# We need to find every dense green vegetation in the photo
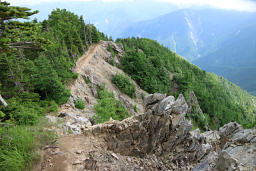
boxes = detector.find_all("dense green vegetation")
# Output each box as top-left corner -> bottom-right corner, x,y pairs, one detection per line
0,6 -> 107,124
119,9 -> 256,96
0,120 -> 55,171
0,2 -> 108,170
75,99 -> 85,110
112,74 -> 136,98
118,43 -> 171,94
117,38 -> 256,129
0,2 -> 255,170
194,23 -> 256,96
93,85 -> 131,124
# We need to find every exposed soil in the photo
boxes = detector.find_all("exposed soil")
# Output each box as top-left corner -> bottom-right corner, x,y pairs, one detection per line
34,41 -> 149,171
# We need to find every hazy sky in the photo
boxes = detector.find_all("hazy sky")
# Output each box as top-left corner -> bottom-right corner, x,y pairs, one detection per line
7,0 -> 256,12
6,0 -> 256,37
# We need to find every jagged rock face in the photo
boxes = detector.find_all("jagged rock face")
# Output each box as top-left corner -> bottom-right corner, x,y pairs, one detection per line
100,40 -> 124,63
85,93 -> 211,169
41,92 -> 255,171
85,93 -> 256,170
194,122 -> 256,171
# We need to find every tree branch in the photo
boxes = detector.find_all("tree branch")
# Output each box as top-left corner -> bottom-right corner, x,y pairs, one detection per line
0,94 -> 7,107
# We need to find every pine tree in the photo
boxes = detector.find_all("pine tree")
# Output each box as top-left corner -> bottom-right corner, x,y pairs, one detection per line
33,55 -> 70,104
0,1 -> 40,52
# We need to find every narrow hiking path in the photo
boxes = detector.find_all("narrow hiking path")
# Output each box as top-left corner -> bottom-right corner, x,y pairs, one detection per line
74,43 -> 99,74
34,41 -> 148,171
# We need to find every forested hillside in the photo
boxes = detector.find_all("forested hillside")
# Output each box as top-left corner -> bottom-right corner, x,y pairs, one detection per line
0,2 -> 107,170
118,9 -> 256,61
194,23 -> 256,96
118,9 -> 256,96
0,2 -> 256,170
116,38 -> 256,130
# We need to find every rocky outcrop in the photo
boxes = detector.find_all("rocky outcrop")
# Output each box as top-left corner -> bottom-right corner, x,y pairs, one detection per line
101,41 -> 124,58
84,93 -> 256,170
41,92 -> 255,171
53,41 -> 146,134
187,91 -> 203,115
187,91 -> 209,130
85,93 -> 211,170
194,122 -> 256,171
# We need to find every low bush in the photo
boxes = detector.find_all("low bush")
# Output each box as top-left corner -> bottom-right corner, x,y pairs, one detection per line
75,99 -> 85,109
108,58 -> 115,66
49,100 -> 58,113
93,85 -> 131,124
107,46 -> 118,57
72,73 -> 79,79
2,96 -> 47,126
112,74 -> 136,98
133,105 -> 138,113
84,77 -> 91,84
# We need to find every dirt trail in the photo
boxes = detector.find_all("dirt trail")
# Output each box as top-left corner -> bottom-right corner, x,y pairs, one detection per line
35,41 -> 148,171
74,44 -> 99,74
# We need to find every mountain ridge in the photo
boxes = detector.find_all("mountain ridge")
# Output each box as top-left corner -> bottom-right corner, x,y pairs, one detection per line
34,40 -> 256,170
1,4 -> 255,170
118,9 -> 256,61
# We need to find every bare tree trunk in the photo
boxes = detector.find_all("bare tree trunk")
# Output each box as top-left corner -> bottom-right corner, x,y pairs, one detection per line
0,94 -> 7,107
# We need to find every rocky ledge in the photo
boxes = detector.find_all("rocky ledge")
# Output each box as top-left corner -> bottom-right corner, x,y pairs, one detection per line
84,93 -> 256,170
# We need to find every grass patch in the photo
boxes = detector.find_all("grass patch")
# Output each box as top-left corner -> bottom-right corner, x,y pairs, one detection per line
84,77 -> 91,84
108,58 -> 115,66
112,73 -> 136,98
0,119 -> 56,171
93,85 -> 131,124
75,99 -> 85,110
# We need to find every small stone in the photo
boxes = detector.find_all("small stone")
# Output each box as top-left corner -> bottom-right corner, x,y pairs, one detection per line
111,152 -> 119,160
76,150 -> 83,154
73,160 -> 81,165
127,157 -> 132,162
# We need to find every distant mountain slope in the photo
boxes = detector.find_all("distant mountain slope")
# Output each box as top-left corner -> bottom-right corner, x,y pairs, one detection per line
119,9 -> 256,61
116,38 -> 256,129
194,23 -> 256,96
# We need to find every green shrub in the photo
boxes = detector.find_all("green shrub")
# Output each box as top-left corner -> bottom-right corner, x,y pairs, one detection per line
112,74 -> 136,98
72,73 -> 79,79
3,97 -> 46,126
107,46 -> 118,57
0,111 -> 5,121
187,112 -> 207,131
49,100 -> 58,113
108,58 -> 115,66
84,77 -> 91,84
75,99 -> 85,109
134,105 -> 138,113
93,85 -> 131,124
